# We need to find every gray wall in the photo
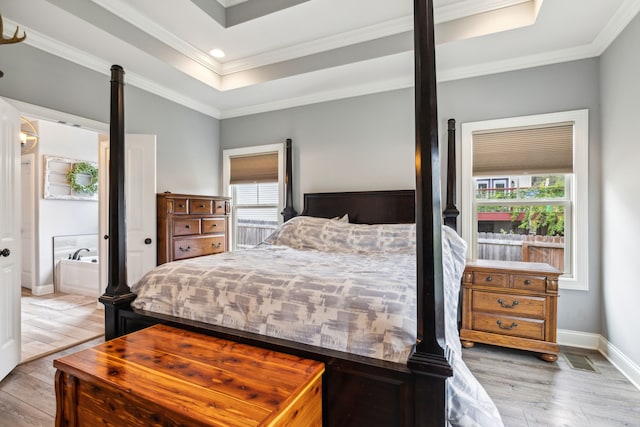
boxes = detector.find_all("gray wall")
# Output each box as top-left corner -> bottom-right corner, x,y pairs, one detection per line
600,13 -> 640,366
221,89 -> 417,208
438,59 -> 602,335
0,43 -> 220,194
221,58 -> 603,336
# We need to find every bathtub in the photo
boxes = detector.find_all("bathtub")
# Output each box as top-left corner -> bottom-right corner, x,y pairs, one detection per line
56,257 -> 100,297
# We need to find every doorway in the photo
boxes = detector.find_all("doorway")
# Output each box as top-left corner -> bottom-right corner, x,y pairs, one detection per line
7,98 -> 158,363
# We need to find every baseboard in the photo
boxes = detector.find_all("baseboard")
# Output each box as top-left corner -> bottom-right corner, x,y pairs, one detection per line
598,336 -> 640,391
557,329 -> 601,349
558,329 -> 640,391
31,283 -> 54,296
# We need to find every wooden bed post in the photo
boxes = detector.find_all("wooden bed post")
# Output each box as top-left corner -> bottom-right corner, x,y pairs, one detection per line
99,65 -> 136,340
443,118 -> 459,231
409,0 -> 453,425
281,138 -> 297,222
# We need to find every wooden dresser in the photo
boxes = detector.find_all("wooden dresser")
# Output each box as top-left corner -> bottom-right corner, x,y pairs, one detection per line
460,259 -> 561,362
157,193 -> 231,265
54,324 -> 324,427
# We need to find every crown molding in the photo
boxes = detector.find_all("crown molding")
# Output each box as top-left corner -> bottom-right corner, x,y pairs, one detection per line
7,19 -> 221,119
7,1 -> 639,120
591,0 -> 640,55
90,0 -> 223,75
437,43 -> 599,82
221,16 -> 412,74
220,75 -> 413,119
434,0 -> 532,24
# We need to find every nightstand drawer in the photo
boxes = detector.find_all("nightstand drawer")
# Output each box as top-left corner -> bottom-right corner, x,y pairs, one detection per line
202,218 -> 226,234
472,271 -> 508,288
512,274 -> 547,292
472,291 -> 546,318
173,219 -> 200,236
473,312 -> 544,341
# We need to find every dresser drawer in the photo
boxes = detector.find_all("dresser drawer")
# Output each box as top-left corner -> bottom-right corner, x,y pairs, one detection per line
190,199 -> 213,215
202,218 -> 226,234
472,271 -> 508,288
512,274 -> 547,292
472,291 -> 546,318
173,198 -> 188,214
173,219 -> 200,236
174,236 -> 225,260
213,200 -> 227,215
473,312 -> 545,341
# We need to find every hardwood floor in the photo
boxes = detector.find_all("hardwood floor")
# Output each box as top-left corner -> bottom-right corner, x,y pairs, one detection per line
0,337 -> 103,427
21,289 -> 104,362
462,343 -> 640,426
2,333 -> 639,426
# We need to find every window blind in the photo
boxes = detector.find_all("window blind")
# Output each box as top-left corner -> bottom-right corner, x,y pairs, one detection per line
473,123 -> 573,176
229,153 -> 278,184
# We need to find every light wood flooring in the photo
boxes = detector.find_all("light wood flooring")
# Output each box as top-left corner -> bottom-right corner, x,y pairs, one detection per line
462,343 -> 640,426
20,289 -> 104,362
2,333 -> 639,426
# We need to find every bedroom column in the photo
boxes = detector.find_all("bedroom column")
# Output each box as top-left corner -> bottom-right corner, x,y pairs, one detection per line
409,0 -> 452,425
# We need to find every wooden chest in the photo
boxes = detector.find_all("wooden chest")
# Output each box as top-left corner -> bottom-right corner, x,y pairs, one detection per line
157,193 -> 231,265
459,260 -> 561,362
54,325 -> 324,427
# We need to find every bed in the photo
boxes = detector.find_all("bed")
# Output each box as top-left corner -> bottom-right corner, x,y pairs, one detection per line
99,1 -> 502,426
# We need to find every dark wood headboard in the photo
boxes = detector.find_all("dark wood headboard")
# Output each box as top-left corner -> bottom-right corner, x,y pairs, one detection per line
301,190 -> 415,224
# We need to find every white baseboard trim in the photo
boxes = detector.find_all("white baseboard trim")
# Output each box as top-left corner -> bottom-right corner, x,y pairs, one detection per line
31,283 -> 54,296
557,329 -> 601,349
558,329 -> 640,391
598,336 -> 640,391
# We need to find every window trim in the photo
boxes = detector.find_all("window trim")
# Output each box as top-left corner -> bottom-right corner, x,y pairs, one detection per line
461,109 -> 589,291
222,143 -> 284,251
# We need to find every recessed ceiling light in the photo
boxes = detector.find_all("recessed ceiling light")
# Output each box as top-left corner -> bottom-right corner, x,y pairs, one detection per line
209,49 -> 225,58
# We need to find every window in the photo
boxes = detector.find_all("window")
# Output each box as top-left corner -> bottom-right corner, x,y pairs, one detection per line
232,182 -> 279,249
222,144 -> 284,251
461,110 -> 589,290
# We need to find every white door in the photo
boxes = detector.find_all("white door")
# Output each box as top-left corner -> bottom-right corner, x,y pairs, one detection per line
20,154 -> 36,290
0,99 -> 21,381
99,135 -> 157,295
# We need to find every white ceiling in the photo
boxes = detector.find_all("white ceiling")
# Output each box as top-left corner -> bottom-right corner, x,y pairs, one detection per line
2,0 -> 639,119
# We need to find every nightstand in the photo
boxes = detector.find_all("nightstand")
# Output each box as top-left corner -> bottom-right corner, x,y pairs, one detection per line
460,259 -> 561,362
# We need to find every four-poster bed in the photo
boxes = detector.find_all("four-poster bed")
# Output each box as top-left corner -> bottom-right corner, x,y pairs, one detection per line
92,1 -> 501,426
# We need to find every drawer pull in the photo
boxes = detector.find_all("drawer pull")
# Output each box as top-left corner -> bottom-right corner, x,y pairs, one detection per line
200,204 -> 205,208
496,320 -> 518,330
212,242 -> 222,248
179,204 -> 184,208
497,298 -> 519,309
179,246 -> 191,252
524,279 -> 531,285
185,224 -> 191,229
486,276 -> 493,282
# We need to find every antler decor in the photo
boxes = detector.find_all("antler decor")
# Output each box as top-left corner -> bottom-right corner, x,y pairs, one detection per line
0,14 -> 26,44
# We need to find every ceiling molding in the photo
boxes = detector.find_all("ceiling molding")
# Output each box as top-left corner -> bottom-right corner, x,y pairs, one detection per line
91,0 -> 222,75
591,0 -> 640,55
6,1 -> 639,121
434,0 -> 533,24
437,43 -> 599,82
7,19 -> 221,119
221,16 -> 412,74
220,75 -> 413,119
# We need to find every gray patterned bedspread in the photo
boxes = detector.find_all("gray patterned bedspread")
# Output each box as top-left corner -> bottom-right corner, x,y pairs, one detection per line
132,216 -> 423,362
131,216 -> 503,426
